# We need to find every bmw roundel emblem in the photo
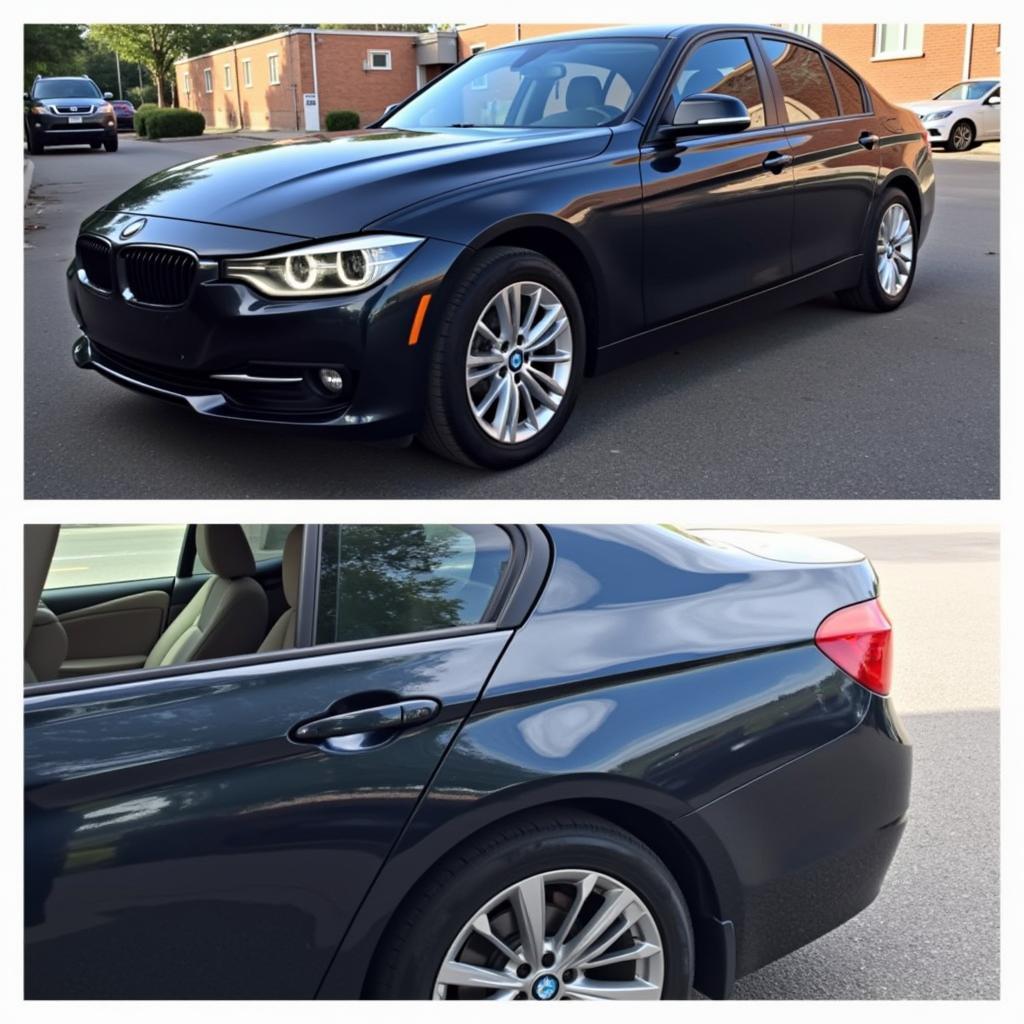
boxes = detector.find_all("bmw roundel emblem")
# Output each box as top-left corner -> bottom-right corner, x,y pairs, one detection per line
120,218 -> 146,240
509,350 -> 524,371
532,974 -> 559,1000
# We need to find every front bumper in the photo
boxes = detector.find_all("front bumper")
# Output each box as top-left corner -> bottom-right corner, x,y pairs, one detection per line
67,212 -> 466,438
29,111 -> 116,145
923,120 -> 953,143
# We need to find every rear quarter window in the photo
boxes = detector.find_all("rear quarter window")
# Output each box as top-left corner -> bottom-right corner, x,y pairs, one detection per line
826,58 -> 866,115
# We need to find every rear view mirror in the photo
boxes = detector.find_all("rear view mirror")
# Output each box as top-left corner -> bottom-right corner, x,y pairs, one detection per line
658,93 -> 751,143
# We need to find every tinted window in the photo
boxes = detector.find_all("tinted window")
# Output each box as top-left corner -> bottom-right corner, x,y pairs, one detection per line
760,38 -> 840,122
33,78 -> 102,99
45,524 -> 186,589
935,80 -> 998,101
826,58 -> 866,115
385,38 -> 666,129
668,37 -> 767,128
316,525 -> 512,644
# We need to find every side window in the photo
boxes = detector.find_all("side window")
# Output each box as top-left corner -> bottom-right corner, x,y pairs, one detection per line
826,58 -> 866,115
668,38 -> 767,129
44,524 -> 187,590
760,38 -> 840,122
315,525 -> 512,645
196,524 -> 294,573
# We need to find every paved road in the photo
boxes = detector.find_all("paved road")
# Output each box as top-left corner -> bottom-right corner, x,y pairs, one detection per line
24,137 -> 999,499
733,525 -> 999,999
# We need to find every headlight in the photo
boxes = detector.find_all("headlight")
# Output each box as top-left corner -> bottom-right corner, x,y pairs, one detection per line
30,104 -> 47,115
222,234 -> 424,298
922,109 -> 954,122
101,102 -> 114,114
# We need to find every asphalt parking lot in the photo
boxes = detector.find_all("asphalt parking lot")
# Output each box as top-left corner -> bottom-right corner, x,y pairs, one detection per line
24,136 -> 999,499
732,524 -> 999,999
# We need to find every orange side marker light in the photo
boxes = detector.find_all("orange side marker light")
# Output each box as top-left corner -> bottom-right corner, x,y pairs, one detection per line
408,293 -> 432,346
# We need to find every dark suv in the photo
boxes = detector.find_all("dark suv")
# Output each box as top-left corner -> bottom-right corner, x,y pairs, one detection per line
24,75 -> 118,154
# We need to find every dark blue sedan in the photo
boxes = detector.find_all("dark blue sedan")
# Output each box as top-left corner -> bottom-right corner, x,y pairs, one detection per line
24,523 -> 910,999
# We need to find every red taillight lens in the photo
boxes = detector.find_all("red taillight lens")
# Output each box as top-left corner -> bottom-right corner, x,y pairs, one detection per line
814,598 -> 893,695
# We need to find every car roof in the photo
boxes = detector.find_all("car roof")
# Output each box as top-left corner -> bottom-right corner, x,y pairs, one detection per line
501,23 -> 799,43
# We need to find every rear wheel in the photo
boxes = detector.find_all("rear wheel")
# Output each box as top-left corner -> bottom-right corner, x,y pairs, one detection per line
945,119 -> 975,152
369,810 -> 694,1000
837,187 -> 918,312
418,246 -> 584,469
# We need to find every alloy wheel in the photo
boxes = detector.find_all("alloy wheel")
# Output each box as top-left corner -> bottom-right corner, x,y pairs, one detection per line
465,281 -> 573,445
951,122 -> 974,151
875,203 -> 915,297
433,869 -> 665,1000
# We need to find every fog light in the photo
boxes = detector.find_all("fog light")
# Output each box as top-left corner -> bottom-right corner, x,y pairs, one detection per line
319,367 -> 345,393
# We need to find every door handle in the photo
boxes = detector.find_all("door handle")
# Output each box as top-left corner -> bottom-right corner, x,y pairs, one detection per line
858,132 -> 880,150
762,151 -> 794,174
293,699 -> 440,743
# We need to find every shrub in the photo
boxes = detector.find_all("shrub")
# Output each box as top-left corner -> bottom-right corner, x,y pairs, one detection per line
133,103 -> 159,136
145,107 -> 206,140
325,109 -> 360,131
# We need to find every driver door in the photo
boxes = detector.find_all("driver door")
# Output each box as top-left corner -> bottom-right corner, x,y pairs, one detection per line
640,33 -> 794,326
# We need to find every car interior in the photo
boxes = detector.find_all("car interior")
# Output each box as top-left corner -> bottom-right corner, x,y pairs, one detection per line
24,524 -> 302,683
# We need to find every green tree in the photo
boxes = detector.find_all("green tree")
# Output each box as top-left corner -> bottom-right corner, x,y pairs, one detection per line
23,24 -> 87,90
88,25 -> 196,106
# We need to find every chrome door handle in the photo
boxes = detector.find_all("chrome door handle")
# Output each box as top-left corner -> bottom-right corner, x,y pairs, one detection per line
858,132 -> 880,150
293,699 -> 440,742
762,152 -> 794,173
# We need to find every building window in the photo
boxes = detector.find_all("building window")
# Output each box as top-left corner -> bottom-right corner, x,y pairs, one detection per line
469,43 -> 488,90
242,59 -> 252,87
203,67 -> 213,93
366,49 -> 392,70
779,24 -> 822,43
873,23 -> 924,60
268,53 -> 280,85
183,73 -> 191,96
224,64 -> 233,90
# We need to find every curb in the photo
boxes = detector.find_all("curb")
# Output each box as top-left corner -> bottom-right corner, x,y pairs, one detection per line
24,159 -> 34,205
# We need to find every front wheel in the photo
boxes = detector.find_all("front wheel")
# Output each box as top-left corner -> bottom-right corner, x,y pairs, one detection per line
368,810 -> 694,1000
837,187 -> 918,312
945,119 -> 975,152
418,246 -> 584,469
26,130 -> 44,155
103,135 -> 119,153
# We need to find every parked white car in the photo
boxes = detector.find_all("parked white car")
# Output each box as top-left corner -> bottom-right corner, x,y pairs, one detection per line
907,78 -> 1000,152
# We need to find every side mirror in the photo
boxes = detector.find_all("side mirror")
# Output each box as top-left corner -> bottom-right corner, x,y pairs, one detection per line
986,95 -> 1000,106
657,93 -> 751,143
382,102 -> 400,117
103,92 -> 114,100
23,92 -> 29,101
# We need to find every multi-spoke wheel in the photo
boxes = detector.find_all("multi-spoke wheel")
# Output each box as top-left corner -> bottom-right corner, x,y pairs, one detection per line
875,203 -> 915,298
945,119 -> 975,152
434,869 -> 664,1000
837,188 -> 919,312
418,246 -> 584,468
368,810 -> 694,1000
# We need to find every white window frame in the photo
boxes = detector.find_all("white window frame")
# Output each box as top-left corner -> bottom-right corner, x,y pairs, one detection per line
268,52 -> 280,85
183,72 -> 191,96
203,67 -> 213,93
872,23 -> 925,61
242,58 -> 253,88
366,49 -> 392,71
224,64 -> 233,90
780,23 -> 822,43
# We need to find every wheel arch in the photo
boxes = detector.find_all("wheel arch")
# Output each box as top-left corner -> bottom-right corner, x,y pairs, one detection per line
879,169 -> 923,229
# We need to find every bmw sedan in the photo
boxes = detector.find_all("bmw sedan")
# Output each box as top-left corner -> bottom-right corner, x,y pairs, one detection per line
25,523 -> 911,999
67,24 -> 935,469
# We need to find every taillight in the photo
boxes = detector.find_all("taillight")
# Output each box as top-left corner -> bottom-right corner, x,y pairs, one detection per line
814,598 -> 893,695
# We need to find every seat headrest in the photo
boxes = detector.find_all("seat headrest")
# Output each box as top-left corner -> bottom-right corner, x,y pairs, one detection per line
566,75 -> 604,111
281,526 -> 303,608
197,525 -> 255,579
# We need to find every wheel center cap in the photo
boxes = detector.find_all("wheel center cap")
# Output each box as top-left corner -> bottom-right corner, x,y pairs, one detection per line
509,350 -> 524,371
532,974 -> 559,1000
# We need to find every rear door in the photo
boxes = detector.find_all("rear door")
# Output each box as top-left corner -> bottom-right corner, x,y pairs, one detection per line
640,32 -> 795,325
25,524 -> 532,998
756,35 -> 881,275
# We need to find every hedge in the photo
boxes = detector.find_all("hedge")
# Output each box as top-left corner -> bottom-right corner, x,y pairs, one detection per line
133,104 -> 159,136
145,108 -> 206,140
326,109 -> 360,131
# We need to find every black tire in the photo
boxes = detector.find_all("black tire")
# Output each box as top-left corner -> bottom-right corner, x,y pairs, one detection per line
26,130 -> 45,156
90,142 -> 102,150
368,809 -> 695,1000
418,246 -> 585,469
944,119 -> 975,152
103,135 -> 119,153
837,187 -> 919,312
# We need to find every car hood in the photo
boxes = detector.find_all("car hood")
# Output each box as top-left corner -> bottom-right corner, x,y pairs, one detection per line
103,126 -> 613,241
905,98 -> 976,115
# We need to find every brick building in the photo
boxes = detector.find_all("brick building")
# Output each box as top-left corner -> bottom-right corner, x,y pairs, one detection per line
175,23 -> 1000,133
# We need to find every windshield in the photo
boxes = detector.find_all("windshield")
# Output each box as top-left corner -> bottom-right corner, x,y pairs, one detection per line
385,37 -> 668,130
33,78 -> 102,99
934,80 -> 997,101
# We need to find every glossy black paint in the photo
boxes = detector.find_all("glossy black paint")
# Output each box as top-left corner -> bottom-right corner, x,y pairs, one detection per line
26,524 -> 911,999
67,24 -> 935,438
